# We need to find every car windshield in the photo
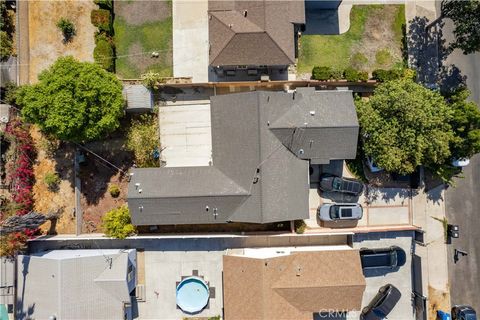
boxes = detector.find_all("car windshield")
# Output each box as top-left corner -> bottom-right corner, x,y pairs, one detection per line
329,206 -> 340,219
332,177 -> 342,190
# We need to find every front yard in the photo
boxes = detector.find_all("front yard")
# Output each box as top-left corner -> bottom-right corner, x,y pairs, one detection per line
114,0 -> 173,79
298,5 -> 406,76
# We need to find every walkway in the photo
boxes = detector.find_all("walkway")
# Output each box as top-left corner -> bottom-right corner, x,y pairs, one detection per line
172,0 -> 209,83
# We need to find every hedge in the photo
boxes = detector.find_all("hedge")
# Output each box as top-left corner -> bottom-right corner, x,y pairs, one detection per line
91,9 -> 112,34
344,67 -> 360,82
93,34 -> 114,71
312,66 -> 369,82
372,68 -> 403,82
312,66 -> 332,81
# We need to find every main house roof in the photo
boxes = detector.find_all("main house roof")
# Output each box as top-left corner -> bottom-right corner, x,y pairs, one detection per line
128,88 -> 359,226
208,0 -> 305,66
223,250 -> 366,320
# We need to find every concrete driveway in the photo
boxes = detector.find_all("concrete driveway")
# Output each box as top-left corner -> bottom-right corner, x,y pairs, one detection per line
351,231 -> 415,320
159,101 -> 212,167
172,0 -> 209,82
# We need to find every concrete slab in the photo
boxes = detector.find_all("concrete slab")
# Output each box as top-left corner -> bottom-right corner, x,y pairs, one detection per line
368,207 -> 410,225
159,103 -> 212,167
351,231 -> 415,320
138,250 -> 224,319
172,0 -> 209,82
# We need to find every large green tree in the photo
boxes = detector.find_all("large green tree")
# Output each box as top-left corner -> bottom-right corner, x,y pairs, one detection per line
448,88 -> 480,158
356,79 -> 456,174
442,0 -> 480,54
16,56 -> 124,142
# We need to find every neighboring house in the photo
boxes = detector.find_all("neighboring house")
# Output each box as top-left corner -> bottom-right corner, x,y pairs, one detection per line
208,0 -> 305,80
223,247 -> 366,320
16,249 -> 137,320
128,88 -> 359,225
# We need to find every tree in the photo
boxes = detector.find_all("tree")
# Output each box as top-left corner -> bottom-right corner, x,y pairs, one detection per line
448,88 -> 480,158
16,56 -> 124,142
356,79 -> 455,174
442,0 -> 480,54
56,17 -> 76,42
102,205 -> 136,239
126,114 -> 159,167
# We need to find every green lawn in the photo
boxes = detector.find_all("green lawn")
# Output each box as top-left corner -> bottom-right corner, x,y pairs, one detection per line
298,5 -> 405,74
114,15 -> 172,78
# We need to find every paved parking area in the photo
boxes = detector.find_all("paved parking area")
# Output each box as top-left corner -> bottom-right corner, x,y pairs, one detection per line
138,250 -> 224,319
172,0 -> 209,82
159,102 -> 212,167
351,231 -> 415,320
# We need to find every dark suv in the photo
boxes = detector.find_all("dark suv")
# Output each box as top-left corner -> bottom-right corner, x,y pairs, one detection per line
319,174 -> 364,196
361,284 -> 401,320
360,246 -> 406,271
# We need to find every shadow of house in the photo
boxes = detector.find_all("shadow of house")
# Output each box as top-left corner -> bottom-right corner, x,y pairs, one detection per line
16,249 -> 137,320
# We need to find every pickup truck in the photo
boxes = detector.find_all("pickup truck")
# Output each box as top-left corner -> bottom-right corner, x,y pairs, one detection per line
360,246 -> 406,270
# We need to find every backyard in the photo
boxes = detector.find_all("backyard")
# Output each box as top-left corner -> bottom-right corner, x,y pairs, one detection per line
298,5 -> 406,77
114,0 -> 173,79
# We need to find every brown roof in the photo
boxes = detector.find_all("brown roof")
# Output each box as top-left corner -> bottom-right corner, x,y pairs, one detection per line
208,0 -> 305,66
223,250 -> 366,320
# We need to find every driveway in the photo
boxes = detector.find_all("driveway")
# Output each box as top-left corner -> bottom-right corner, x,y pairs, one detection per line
172,0 -> 209,82
351,231 -> 415,320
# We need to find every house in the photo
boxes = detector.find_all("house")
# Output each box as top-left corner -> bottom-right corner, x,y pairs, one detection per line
128,88 -> 359,225
223,247 -> 366,320
16,249 -> 137,320
208,0 -> 305,79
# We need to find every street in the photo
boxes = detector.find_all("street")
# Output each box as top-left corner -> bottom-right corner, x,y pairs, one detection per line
442,17 -> 480,311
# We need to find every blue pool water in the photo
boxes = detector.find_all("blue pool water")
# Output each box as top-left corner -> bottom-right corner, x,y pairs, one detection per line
176,277 -> 209,313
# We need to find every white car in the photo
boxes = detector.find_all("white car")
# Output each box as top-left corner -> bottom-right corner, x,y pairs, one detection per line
452,158 -> 470,167
318,203 -> 363,222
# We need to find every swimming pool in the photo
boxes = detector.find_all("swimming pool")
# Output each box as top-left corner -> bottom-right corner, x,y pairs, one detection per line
176,276 -> 209,313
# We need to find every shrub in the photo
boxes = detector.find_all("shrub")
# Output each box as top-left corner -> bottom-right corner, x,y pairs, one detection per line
330,69 -> 344,81
294,220 -> 306,234
375,49 -> 392,66
93,34 -> 114,71
350,52 -> 368,69
312,66 -> 332,81
94,0 -> 112,10
126,114 -> 159,168
403,68 -> 417,81
358,71 -> 369,82
0,31 -> 12,61
141,71 -> 164,89
344,67 -> 361,82
0,232 -> 28,257
109,184 -> 120,198
56,18 -> 76,42
372,68 -> 403,82
43,172 -> 60,191
39,136 -> 59,158
91,9 -> 112,34
102,205 -> 136,239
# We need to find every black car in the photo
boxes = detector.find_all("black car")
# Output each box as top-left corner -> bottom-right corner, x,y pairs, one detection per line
360,246 -> 406,271
319,174 -> 364,196
452,305 -> 477,320
361,284 -> 401,320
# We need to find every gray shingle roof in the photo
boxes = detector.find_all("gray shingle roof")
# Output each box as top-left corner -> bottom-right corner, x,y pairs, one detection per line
128,89 -> 359,225
17,250 -> 136,320
208,0 -> 305,66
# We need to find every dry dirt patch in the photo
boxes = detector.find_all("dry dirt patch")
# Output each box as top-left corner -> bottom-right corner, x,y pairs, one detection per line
28,0 -> 96,83
114,0 -> 171,25
428,285 -> 451,319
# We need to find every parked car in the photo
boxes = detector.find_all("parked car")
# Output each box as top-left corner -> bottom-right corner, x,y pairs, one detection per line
318,203 -> 363,222
452,158 -> 470,167
365,156 -> 383,173
319,174 -> 364,196
360,246 -> 406,271
452,305 -> 477,320
361,284 -> 402,320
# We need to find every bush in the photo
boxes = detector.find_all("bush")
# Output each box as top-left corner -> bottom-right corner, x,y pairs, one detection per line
294,220 -> 306,234
91,9 -> 112,34
372,68 -> 403,82
102,205 -> 136,239
375,49 -> 392,66
312,66 -> 332,81
358,71 -> 369,82
0,31 -> 12,61
126,114 -> 159,168
330,69 -> 344,81
109,184 -> 120,198
350,52 -> 368,69
141,71 -> 164,89
56,18 -> 76,42
43,172 -> 60,191
94,0 -> 112,10
93,34 -> 114,71
344,67 -> 360,82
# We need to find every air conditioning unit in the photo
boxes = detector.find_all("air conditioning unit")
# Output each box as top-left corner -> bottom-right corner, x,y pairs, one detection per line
260,74 -> 270,82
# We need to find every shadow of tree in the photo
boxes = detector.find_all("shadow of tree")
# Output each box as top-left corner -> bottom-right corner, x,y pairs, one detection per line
407,16 -> 466,94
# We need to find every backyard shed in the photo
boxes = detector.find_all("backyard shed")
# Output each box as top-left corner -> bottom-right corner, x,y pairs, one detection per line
123,84 -> 154,113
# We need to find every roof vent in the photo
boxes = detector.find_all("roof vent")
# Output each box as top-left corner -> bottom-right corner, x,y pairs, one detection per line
243,10 -> 247,17
228,24 -> 233,28
298,149 -> 304,155
310,110 -> 315,116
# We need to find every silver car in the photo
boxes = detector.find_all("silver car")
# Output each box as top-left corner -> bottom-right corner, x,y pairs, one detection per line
318,203 -> 363,222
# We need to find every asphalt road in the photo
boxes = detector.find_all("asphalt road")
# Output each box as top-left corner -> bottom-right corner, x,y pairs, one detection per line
442,17 -> 480,311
